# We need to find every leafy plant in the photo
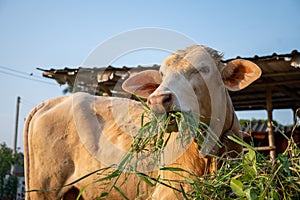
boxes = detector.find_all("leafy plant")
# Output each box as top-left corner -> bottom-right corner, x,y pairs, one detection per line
0,143 -> 23,200
183,135 -> 300,200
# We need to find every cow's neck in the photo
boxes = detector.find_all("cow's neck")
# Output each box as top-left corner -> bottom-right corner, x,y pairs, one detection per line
222,95 -> 236,135
197,90 -> 239,157
218,91 -> 242,157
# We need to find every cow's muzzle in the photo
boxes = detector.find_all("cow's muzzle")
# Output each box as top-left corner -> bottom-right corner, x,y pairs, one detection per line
147,92 -> 174,114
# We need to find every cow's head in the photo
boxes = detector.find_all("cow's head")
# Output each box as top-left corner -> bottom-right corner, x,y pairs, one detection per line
122,45 -> 261,127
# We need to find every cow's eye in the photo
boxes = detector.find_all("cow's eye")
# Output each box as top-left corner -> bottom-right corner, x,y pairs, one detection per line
160,71 -> 164,77
199,66 -> 210,74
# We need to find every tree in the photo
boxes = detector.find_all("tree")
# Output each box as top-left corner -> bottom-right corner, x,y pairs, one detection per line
0,143 -> 23,200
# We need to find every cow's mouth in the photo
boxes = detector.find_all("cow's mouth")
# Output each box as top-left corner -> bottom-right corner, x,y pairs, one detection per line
165,111 -> 181,132
167,112 -> 177,124
153,111 -> 197,133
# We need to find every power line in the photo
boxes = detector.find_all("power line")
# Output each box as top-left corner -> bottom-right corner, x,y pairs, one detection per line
0,69 -> 57,86
0,65 -> 47,80
21,97 -> 38,107
20,100 -> 37,109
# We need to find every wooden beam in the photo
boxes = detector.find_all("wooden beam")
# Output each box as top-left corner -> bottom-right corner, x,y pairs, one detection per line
250,80 -> 300,88
233,100 -> 300,111
230,93 -> 267,101
233,98 -> 294,106
263,71 -> 300,78
266,89 -> 276,161
293,108 -> 297,126
243,146 -> 276,152
274,85 -> 300,102
234,106 -> 265,111
294,108 -> 300,126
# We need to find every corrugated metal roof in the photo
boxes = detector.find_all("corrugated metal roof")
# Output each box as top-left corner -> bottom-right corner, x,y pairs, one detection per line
240,121 -> 292,134
38,50 -> 300,111
37,65 -> 160,96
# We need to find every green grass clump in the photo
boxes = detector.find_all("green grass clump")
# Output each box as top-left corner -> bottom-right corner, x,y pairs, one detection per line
185,135 -> 300,200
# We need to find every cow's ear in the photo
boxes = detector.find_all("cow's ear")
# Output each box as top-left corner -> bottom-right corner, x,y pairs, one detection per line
122,70 -> 161,98
221,59 -> 261,91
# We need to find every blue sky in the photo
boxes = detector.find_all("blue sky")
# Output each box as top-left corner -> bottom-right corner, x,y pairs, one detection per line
0,0 -> 299,150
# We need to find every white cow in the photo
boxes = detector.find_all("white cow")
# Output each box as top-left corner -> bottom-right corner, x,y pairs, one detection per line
24,45 -> 261,199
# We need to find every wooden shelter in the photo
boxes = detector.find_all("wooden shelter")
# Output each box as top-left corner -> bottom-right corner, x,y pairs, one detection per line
228,50 -> 300,159
38,50 -> 300,160
228,50 -> 300,112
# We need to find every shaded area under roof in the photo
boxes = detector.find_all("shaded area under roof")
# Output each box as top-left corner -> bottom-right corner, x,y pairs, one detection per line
228,50 -> 300,111
38,50 -> 300,112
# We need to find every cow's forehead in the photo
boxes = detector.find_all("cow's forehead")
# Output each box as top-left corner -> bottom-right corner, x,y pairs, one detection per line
162,45 -> 223,71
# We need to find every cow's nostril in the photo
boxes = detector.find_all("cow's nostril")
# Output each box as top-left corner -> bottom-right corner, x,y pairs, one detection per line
162,94 -> 173,106
147,98 -> 152,106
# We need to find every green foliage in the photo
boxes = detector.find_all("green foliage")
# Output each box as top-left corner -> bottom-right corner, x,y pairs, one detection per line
0,143 -> 23,199
186,136 -> 300,200
239,118 -> 280,127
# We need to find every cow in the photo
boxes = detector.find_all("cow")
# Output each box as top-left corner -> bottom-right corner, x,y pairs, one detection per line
24,45 -> 261,199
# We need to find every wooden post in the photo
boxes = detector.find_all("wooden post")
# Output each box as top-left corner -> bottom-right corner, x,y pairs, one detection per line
293,108 -> 297,126
294,108 -> 300,125
266,89 -> 276,161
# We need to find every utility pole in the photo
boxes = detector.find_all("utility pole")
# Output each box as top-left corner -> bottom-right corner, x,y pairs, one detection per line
11,96 -> 21,199
11,96 -> 21,176
13,96 -> 21,154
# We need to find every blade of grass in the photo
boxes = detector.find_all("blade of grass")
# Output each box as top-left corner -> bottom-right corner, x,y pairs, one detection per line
228,135 -> 256,150
113,185 -> 129,200
136,172 -> 156,187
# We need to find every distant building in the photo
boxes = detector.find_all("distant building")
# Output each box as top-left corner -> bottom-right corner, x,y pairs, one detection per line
11,155 -> 25,200
16,177 -> 25,200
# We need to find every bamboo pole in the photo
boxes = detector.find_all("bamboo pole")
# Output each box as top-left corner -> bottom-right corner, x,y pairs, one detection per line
266,89 -> 276,161
243,146 -> 276,152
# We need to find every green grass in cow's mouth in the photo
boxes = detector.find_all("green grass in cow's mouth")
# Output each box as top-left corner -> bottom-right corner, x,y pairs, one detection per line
131,96 -> 221,157
129,107 -> 202,170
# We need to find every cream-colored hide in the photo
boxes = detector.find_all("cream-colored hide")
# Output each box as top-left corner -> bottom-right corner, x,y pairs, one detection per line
24,45 -> 261,200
